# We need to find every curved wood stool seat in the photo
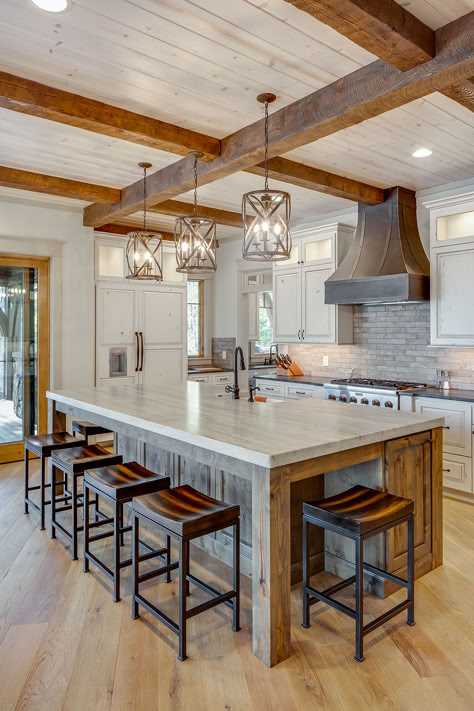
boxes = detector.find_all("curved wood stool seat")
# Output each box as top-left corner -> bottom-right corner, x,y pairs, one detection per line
83,462 -> 170,602
302,485 -> 415,663
132,485 -> 241,661
50,444 -> 122,560
72,419 -> 112,440
24,432 -> 87,531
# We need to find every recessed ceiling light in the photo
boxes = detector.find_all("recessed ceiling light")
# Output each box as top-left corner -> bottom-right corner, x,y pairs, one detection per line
31,0 -> 70,12
412,148 -> 432,158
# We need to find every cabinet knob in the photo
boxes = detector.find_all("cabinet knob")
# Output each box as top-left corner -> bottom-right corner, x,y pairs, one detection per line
443,426 -> 450,430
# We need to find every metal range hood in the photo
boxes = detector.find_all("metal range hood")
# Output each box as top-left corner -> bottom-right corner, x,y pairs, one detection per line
325,187 -> 430,304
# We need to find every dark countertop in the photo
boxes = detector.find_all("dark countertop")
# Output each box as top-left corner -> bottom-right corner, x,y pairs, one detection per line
248,363 -> 278,370
402,387 -> 474,403
253,374 -> 326,386
188,368 -> 233,375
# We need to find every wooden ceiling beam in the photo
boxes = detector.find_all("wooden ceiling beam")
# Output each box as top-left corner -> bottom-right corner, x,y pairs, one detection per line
246,157 -> 384,205
148,200 -> 246,228
284,0 -> 474,113
282,0 -> 435,71
0,165 -> 120,204
0,71 -> 220,160
94,223 -> 175,241
83,12 -> 474,228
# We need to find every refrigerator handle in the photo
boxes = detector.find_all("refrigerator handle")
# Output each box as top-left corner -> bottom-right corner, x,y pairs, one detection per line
135,332 -> 140,372
140,331 -> 144,371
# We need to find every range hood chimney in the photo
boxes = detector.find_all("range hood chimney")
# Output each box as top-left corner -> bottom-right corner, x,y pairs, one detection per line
325,187 -> 429,304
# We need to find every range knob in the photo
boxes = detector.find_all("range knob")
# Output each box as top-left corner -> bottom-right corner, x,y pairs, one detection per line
350,396 -> 357,403
328,394 -> 337,400
361,398 -> 369,405
339,395 -> 347,402
384,401 -> 394,408
372,399 -> 380,407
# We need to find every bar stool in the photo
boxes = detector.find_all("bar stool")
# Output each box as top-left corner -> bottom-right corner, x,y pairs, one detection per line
302,485 -> 415,662
51,444 -> 122,560
72,420 -> 112,441
24,432 -> 86,530
131,485 -> 240,661
83,461 -> 171,602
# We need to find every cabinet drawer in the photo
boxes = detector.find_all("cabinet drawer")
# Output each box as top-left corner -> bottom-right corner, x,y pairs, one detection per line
415,397 -> 471,457
213,374 -> 232,384
285,384 -> 314,399
256,380 -> 285,396
442,454 -> 473,493
188,375 -> 210,383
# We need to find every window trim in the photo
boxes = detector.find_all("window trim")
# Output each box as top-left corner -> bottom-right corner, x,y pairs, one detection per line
187,278 -> 205,359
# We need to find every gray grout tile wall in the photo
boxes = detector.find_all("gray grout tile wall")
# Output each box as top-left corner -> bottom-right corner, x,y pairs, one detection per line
212,337 -> 236,369
288,303 -> 474,389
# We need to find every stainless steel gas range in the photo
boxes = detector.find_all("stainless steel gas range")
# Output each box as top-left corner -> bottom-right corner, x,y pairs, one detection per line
324,378 -> 427,409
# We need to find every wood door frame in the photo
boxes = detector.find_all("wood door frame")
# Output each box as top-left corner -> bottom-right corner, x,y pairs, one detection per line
0,254 -> 50,463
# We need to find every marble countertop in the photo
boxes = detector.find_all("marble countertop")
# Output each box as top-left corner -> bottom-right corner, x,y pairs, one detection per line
47,382 -> 444,468
403,387 -> 474,402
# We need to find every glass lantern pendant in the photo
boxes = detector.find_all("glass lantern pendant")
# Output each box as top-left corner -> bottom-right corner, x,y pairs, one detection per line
242,93 -> 291,261
174,152 -> 217,273
126,162 -> 163,280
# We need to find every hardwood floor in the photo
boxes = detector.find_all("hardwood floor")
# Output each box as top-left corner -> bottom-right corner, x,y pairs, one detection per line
0,460 -> 473,711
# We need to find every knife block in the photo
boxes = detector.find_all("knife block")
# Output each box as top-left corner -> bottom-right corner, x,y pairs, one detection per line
288,361 -> 304,376
276,367 -> 288,375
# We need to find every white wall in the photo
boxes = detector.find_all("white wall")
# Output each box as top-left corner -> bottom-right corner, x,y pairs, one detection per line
0,199 -> 95,390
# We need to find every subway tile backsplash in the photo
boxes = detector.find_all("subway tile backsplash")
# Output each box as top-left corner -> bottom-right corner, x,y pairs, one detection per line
288,303 -> 474,389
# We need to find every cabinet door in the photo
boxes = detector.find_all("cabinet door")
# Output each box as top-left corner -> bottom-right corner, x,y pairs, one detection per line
96,286 -> 139,383
300,231 -> 335,267
301,266 -> 335,343
141,289 -> 184,348
273,269 -> 301,342
141,348 -> 185,387
432,246 -> 474,345
273,240 -> 300,271
415,397 -> 471,457
385,432 -> 432,574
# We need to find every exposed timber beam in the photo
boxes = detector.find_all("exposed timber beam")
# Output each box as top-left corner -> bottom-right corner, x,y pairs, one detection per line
0,71 -> 220,160
83,12 -> 474,228
282,0 -> 435,71
0,165 -> 120,204
149,200 -> 247,228
284,0 -> 474,112
94,223 -> 175,241
247,157 -> 384,205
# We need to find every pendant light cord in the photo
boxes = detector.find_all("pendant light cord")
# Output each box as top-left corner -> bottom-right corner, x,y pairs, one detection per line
194,156 -> 198,217
264,100 -> 269,191
143,164 -> 147,232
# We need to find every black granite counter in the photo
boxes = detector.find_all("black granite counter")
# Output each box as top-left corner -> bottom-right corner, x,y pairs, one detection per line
403,387 -> 474,403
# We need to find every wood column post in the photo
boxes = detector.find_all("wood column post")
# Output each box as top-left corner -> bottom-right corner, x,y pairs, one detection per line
252,466 -> 291,667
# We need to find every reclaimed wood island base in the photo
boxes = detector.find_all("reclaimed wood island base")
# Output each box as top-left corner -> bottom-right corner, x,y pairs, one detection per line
47,383 -> 444,667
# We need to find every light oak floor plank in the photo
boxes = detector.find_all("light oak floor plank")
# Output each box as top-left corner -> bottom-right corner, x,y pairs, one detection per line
0,463 -> 471,710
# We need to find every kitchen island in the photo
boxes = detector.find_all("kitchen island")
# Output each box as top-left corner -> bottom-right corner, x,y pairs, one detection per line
47,382 -> 444,667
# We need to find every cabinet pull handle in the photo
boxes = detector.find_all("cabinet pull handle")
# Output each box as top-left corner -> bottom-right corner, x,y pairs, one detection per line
442,468 -> 451,473
139,331 -> 144,371
443,425 -> 450,429
298,329 -> 301,340
135,332 -> 139,372
295,391 -> 306,395
302,329 -> 305,340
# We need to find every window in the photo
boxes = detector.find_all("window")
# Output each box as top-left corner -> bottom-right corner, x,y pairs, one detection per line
254,291 -> 273,354
187,280 -> 204,357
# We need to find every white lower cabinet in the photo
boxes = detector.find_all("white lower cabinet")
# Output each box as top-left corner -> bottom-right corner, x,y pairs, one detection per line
257,380 -> 285,398
255,379 -> 325,401
442,453 -> 473,494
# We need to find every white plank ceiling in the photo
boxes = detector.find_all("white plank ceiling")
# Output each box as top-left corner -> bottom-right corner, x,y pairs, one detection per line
0,0 -> 473,236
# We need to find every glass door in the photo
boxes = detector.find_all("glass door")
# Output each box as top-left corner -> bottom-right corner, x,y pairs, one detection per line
0,256 -> 49,463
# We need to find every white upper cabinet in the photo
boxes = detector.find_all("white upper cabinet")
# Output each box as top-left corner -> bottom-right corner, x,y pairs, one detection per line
273,223 -> 354,344
424,192 -> 474,346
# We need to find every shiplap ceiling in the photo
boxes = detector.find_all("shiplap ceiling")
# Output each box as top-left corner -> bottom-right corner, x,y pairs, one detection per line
0,0 -> 473,237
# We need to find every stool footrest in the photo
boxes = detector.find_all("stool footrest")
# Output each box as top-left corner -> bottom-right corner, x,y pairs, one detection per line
186,590 -> 236,620
85,551 -> 114,581
134,594 -> 179,635
306,584 -> 357,619
363,600 -> 411,636
362,562 -> 409,589
138,560 -> 179,584
186,573 -> 235,612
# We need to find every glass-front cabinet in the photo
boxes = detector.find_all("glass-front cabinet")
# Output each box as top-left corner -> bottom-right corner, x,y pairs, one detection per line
95,235 -> 186,285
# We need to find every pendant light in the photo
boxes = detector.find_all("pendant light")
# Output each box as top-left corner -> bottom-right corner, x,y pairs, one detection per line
174,152 -> 217,273
126,162 -> 163,281
242,93 -> 291,261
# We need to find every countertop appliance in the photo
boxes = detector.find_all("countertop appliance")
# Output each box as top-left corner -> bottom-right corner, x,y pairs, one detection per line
324,378 -> 427,409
